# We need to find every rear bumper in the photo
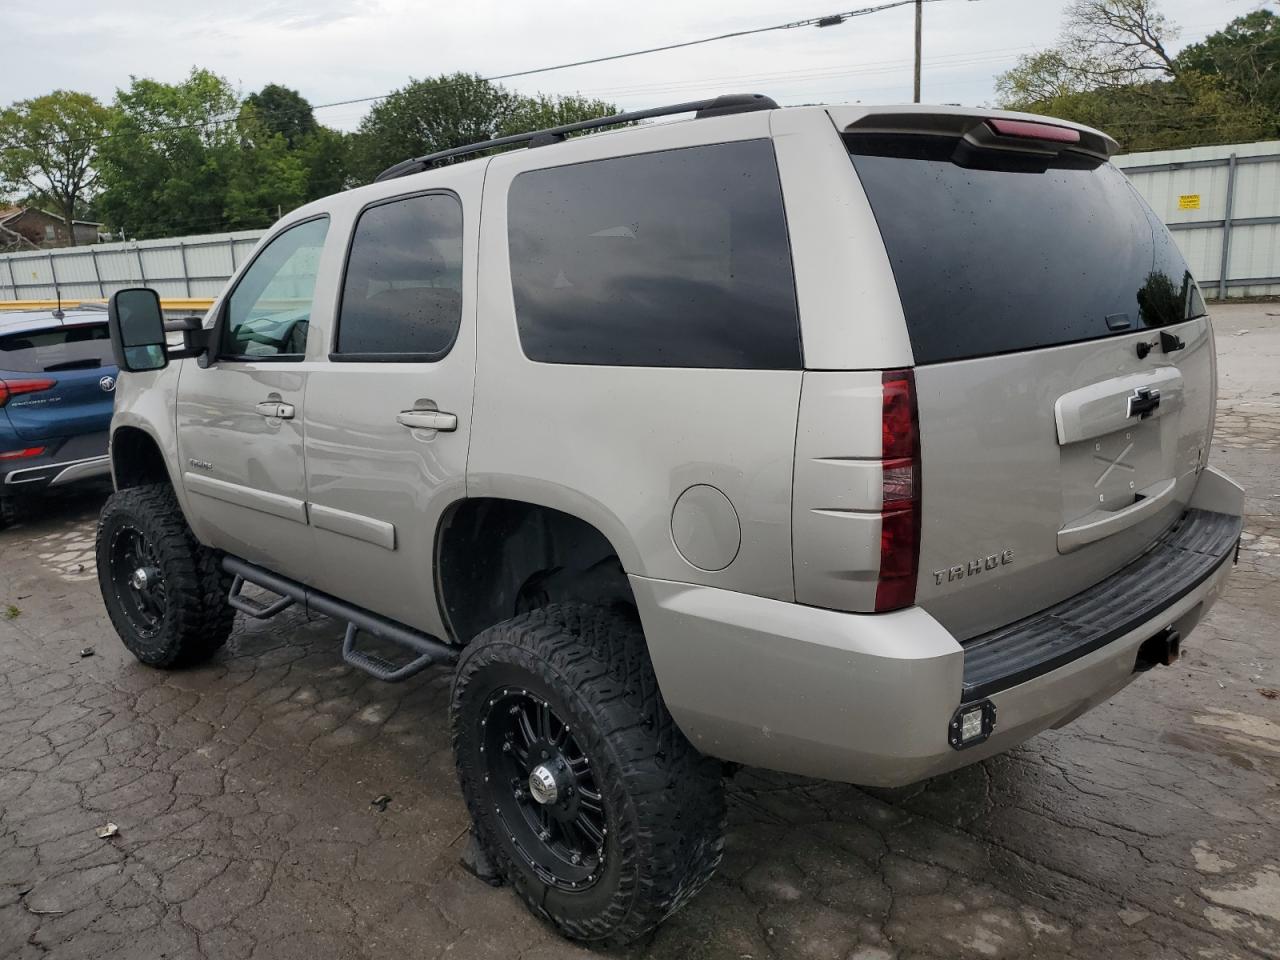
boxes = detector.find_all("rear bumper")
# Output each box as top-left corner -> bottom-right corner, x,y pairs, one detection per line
961,506 -> 1242,701
2,431 -> 110,493
633,470 -> 1243,788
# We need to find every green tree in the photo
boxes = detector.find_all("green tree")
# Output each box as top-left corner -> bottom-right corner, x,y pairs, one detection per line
502,92 -> 623,136
1008,75 -> 1272,153
96,69 -> 314,238
96,69 -> 242,237
994,49 -> 1088,104
995,0 -> 1275,152
242,85 -> 350,200
242,83 -> 318,149
1176,9 -> 1280,133
297,126 -> 350,201
0,91 -> 111,245
997,0 -> 1181,105
351,73 -> 618,182
227,108 -> 309,227
351,73 -> 514,182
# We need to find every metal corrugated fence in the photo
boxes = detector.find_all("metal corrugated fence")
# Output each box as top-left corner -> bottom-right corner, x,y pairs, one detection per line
2,138 -> 1278,303
1114,140 -> 1280,298
0,230 -> 264,302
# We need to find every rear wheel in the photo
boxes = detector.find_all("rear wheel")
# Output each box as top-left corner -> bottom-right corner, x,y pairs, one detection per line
451,603 -> 725,945
96,484 -> 234,667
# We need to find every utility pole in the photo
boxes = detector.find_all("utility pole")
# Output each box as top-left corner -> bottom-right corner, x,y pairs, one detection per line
913,0 -> 923,102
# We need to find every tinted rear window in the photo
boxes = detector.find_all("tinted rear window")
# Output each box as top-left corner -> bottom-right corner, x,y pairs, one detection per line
846,133 -> 1206,365
507,140 -> 801,368
0,323 -> 112,372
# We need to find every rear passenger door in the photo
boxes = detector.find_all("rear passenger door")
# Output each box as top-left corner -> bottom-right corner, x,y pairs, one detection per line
302,176 -> 479,637
470,118 -> 805,601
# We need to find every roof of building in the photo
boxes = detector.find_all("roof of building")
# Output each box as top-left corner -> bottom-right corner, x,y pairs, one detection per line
0,205 -> 102,226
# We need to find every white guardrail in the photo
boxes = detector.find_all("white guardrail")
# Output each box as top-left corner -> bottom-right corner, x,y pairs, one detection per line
0,230 -> 264,302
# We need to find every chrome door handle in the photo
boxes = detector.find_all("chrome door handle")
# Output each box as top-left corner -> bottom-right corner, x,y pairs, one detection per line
396,410 -> 457,432
255,400 -> 295,420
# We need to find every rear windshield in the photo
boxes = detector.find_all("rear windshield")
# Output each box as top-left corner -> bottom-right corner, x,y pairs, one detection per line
846,133 -> 1206,365
0,323 -> 112,372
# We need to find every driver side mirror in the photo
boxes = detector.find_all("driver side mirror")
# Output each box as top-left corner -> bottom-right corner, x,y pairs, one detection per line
107,288 -> 168,372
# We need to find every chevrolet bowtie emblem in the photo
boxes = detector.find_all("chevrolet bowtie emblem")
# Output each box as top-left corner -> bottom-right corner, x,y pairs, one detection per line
1126,387 -> 1161,420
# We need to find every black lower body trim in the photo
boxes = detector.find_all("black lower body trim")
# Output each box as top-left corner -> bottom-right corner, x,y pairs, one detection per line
961,508 -> 1241,701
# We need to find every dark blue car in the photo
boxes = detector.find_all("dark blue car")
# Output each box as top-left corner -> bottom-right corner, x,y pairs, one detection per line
0,305 -> 117,527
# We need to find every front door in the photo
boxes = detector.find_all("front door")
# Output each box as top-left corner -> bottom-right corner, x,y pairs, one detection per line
177,216 -> 333,579
302,176 -> 480,637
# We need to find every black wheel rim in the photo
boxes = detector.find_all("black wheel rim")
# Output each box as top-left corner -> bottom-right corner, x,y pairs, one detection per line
109,525 -> 167,637
481,687 -> 607,890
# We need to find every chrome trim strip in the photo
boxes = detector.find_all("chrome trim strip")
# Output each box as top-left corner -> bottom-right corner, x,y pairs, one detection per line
50,457 -> 111,486
4,454 -> 109,486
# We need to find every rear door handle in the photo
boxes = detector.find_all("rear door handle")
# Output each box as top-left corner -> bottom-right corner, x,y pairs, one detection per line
1057,476 -> 1177,553
396,410 -> 457,432
255,400 -> 295,420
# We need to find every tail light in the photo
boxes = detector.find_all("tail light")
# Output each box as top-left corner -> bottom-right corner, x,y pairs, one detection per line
0,446 -> 46,460
986,118 -> 1081,144
0,378 -> 55,408
875,370 -> 921,612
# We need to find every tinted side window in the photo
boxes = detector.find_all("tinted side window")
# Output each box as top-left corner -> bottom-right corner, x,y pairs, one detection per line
336,193 -> 464,358
507,140 -> 801,369
0,324 -> 112,372
223,217 -> 329,360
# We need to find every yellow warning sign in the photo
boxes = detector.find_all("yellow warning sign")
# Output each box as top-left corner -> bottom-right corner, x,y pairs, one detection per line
1178,194 -> 1201,210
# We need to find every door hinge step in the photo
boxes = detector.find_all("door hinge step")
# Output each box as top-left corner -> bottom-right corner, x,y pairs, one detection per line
341,623 -> 438,682
227,575 -> 296,619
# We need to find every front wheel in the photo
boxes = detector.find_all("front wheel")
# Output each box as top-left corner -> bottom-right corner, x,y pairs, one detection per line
97,484 -> 234,667
451,603 -> 726,945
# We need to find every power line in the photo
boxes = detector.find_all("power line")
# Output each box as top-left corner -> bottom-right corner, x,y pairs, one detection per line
596,26 -> 1226,104
31,0 -> 950,150
480,0 -> 944,84
576,50 -> 1034,100
187,44 -> 1033,135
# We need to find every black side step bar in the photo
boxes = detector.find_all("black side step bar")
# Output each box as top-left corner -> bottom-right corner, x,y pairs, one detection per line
221,556 -> 458,682
228,574 -> 296,619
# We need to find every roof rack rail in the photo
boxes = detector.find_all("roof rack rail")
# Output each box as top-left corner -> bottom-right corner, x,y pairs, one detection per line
373,93 -> 778,182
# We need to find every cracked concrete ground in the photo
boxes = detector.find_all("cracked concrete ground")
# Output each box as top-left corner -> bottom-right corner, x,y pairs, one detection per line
2,302 -> 1278,960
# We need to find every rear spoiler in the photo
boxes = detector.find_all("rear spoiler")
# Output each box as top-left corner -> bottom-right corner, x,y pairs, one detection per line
842,111 -> 1117,163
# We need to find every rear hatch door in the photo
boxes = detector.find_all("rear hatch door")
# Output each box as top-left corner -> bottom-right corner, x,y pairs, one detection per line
842,112 -> 1214,640
0,319 -> 117,442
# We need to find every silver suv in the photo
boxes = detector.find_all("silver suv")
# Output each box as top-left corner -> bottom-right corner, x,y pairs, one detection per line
95,95 -> 1244,945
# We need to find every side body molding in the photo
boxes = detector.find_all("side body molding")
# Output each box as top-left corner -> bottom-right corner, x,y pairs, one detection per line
309,502 -> 396,551
182,472 -> 309,524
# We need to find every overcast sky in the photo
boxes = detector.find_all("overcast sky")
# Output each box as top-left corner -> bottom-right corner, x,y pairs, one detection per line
2,0 -> 1252,128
